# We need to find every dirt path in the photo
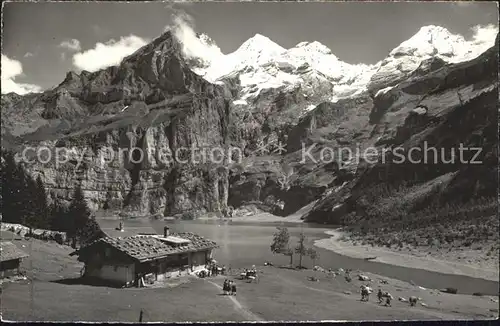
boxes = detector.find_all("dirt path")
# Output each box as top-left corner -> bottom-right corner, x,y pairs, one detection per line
206,280 -> 263,321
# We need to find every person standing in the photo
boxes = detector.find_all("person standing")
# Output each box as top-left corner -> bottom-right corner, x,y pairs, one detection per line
231,281 -> 237,296
377,289 -> 384,304
80,266 -> 86,277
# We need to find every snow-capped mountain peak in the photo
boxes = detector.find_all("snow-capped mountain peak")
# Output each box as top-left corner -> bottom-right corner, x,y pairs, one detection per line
369,24 -> 498,92
389,25 -> 466,58
195,24 -> 497,106
197,33 -> 218,48
232,34 -> 287,65
237,34 -> 285,52
294,41 -> 334,55
200,32 -> 376,104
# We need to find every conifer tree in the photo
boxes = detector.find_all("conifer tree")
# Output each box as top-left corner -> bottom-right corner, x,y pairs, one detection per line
79,216 -> 102,246
30,175 -> 50,229
2,152 -> 37,226
24,176 -> 39,230
50,199 -> 69,233
1,151 -> 25,223
2,150 -> 59,231
67,184 -> 92,247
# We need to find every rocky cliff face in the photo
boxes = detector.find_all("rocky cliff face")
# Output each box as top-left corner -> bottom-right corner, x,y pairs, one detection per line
2,30 -> 236,218
1,26 -> 498,223
303,33 -> 499,225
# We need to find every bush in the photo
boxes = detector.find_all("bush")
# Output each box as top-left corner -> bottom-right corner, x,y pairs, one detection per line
181,211 -> 196,220
442,287 -> 458,294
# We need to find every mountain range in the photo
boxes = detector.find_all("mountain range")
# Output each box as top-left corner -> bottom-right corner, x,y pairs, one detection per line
1,24 -> 498,248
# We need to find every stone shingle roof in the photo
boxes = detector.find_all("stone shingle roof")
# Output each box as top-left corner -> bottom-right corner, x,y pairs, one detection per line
99,226 -> 158,238
74,232 -> 218,263
95,219 -> 158,238
1,241 -> 29,262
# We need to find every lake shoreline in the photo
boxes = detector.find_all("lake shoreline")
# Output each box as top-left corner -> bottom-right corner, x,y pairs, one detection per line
314,229 -> 499,283
197,202 -> 317,223
197,213 -> 303,223
195,213 -> 499,283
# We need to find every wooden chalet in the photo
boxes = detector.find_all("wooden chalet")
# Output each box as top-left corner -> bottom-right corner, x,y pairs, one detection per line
70,224 -> 218,287
1,241 -> 29,278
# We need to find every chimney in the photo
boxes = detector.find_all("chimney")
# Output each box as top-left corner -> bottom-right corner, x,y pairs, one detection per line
164,226 -> 170,237
119,222 -> 124,232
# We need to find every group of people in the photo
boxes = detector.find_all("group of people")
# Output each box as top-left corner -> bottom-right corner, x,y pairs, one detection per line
377,288 -> 393,306
209,263 -> 226,276
360,286 -> 393,306
240,267 -> 258,282
198,262 -> 227,278
223,279 -> 237,295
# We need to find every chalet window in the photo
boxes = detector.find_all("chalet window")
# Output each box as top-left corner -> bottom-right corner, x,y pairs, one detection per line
105,248 -> 111,257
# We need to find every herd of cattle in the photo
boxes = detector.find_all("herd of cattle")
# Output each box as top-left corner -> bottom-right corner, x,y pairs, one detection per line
311,266 -> 424,308
360,285 -> 421,307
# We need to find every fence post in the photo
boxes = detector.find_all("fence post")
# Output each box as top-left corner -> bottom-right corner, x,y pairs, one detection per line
139,309 -> 144,322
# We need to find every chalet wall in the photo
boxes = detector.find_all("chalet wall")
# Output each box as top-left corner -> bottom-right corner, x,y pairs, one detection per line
189,251 -> 208,271
0,259 -> 22,278
154,250 -> 211,281
88,263 -> 135,284
156,269 -> 191,281
1,268 -> 21,278
81,247 -> 216,286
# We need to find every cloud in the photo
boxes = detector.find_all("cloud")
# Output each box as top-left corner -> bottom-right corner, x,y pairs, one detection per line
59,39 -> 82,52
23,52 -> 34,58
470,24 -> 498,46
1,54 -> 42,95
169,11 -> 223,65
71,35 -> 148,72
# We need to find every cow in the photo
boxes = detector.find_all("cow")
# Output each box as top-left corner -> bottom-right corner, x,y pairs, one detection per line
383,292 -> 393,306
360,285 -> 373,301
358,274 -> 370,281
409,296 -> 420,306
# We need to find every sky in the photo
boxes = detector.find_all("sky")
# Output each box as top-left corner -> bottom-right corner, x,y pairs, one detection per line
1,1 -> 498,94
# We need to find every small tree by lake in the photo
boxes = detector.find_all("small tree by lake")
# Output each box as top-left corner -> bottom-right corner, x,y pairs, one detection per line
307,247 -> 319,268
270,226 -> 294,266
295,232 -> 308,269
